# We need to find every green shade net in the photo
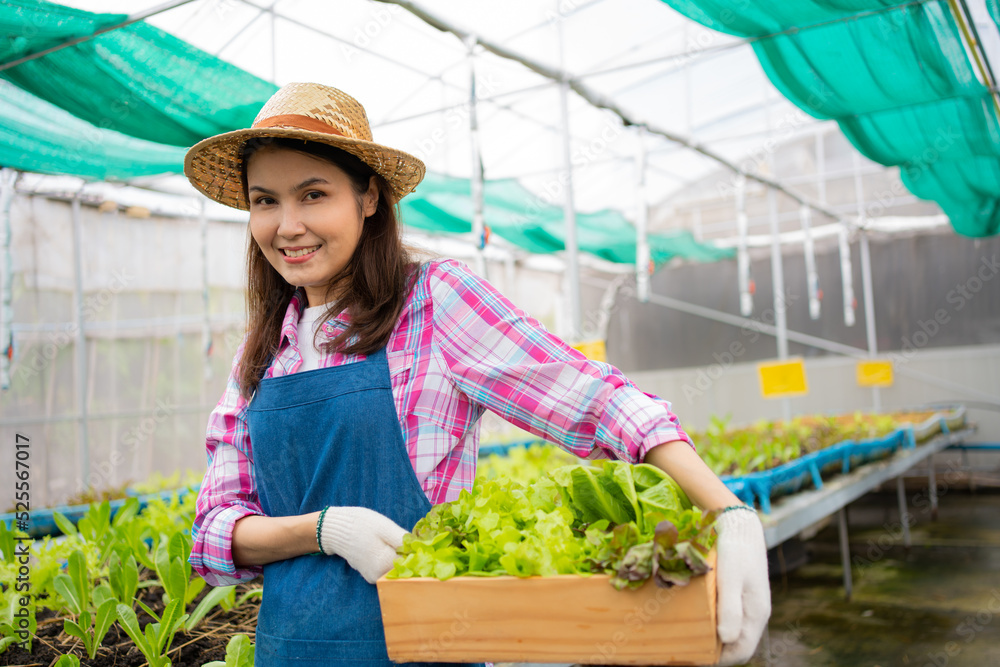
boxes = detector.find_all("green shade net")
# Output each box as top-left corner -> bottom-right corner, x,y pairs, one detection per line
0,0 -> 278,147
662,0 -> 1000,237
0,79 -> 185,180
402,174 -> 733,265
0,0 -> 124,61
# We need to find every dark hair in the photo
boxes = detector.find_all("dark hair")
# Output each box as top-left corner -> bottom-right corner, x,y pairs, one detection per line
236,136 -> 416,400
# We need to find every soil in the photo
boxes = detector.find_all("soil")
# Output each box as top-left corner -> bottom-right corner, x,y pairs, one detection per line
0,579 -> 262,667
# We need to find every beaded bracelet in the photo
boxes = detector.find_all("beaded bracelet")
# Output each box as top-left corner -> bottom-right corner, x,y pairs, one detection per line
315,506 -> 331,555
719,504 -> 757,515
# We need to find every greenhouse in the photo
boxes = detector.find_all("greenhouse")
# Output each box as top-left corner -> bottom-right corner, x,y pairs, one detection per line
1,0 -> 999,665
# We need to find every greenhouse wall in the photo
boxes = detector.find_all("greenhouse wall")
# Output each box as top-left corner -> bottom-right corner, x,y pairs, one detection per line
608,229 -> 1000,370
1,194 -> 249,508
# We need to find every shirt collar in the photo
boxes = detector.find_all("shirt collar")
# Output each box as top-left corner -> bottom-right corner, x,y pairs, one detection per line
279,287 -> 350,349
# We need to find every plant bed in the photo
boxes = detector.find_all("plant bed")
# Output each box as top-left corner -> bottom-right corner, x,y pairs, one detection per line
1,493 -> 261,667
0,582 -> 260,667
720,407 -> 968,512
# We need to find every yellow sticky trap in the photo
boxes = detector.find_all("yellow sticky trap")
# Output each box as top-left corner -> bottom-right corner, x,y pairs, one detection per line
758,358 -> 808,398
857,360 -> 893,387
572,339 -> 607,362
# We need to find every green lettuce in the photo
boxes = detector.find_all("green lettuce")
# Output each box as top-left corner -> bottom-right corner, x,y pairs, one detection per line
387,461 -> 717,591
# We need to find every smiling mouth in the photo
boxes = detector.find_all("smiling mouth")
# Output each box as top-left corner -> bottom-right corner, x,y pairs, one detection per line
280,245 -> 320,258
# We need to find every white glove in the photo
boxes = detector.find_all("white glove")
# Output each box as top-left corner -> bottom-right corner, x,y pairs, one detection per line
319,506 -> 407,584
714,508 -> 771,666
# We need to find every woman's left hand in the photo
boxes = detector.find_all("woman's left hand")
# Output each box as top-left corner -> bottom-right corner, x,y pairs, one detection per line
714,508 -> 771,666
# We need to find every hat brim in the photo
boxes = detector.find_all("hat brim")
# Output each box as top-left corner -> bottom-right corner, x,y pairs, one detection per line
183,126 -> 426,211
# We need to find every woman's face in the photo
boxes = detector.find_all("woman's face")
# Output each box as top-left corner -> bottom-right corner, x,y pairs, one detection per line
247,146 -> 377,308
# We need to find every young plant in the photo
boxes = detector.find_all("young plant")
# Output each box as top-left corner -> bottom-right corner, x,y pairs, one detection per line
54,550 -> 117,659
63,596 -> 117,660
0,590 -> 36,654
233,588 -> 263,609
108,547 -> 139,608
0,521 -> 24,563
202,633 -> 255,667
121,521 -> 157,572
116,599 -> 188,667
155,532 -> 201,607
183,585 -> 235,631
76,501 -> 113,554
52,510 -> 79,540
52,550 -> 90,618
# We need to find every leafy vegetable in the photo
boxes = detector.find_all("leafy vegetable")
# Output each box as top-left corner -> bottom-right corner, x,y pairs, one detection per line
389,460 -> 714,590
476,442 -> 584,486
692,411 -> 911,477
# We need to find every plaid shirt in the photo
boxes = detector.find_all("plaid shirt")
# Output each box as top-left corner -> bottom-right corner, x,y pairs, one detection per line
190,258 -> 694,585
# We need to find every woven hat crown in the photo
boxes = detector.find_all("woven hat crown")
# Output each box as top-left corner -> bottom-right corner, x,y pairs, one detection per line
252,82 -> 374,141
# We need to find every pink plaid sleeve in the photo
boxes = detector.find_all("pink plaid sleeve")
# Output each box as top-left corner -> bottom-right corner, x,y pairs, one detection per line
190,339 -> 267,586
427,259 -> 693,463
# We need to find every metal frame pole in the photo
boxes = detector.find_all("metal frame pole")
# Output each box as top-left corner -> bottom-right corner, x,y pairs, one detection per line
928,454 -> 938,520
556,13 -> 581,341
801,204 -> 821,320
896,475 -> 912,548
635,126 -> 650,303
854,151 -> 881,411
736,176 -> 753,316
0,169 -> 16,390
859,232 -> 881,411
816,130 -> 827,206
466,35 -> 487,277
837,507 -> 853,600
768,188 -> 792,422
200,199 -> 213,382
71,193 -> 91,491
839,225 -> 857,327
270,3 -> 277,82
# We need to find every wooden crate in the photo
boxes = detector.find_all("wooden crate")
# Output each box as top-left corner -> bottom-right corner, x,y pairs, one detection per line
377,550 -> 720,665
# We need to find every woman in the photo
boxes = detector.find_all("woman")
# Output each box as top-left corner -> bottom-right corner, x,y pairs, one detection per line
184,82 -> 769,667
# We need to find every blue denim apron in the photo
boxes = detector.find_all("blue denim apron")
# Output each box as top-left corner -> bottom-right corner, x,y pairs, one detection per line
246,346 -> 475,666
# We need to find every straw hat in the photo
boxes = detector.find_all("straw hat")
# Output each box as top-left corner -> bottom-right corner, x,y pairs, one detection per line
184,82 -> 426,210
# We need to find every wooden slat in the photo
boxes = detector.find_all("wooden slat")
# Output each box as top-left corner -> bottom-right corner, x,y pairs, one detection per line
377,550 -> 719,665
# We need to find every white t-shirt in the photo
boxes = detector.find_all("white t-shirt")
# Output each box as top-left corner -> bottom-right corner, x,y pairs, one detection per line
297,301 -> 337,371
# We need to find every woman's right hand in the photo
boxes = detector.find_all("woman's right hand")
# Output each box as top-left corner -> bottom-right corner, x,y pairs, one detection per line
319,506 -> 408,583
